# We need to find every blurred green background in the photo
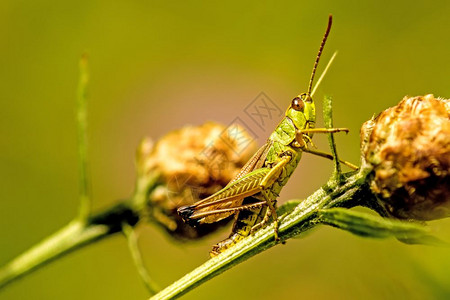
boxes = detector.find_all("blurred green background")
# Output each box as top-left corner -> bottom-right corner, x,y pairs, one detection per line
1,1 -> 449,299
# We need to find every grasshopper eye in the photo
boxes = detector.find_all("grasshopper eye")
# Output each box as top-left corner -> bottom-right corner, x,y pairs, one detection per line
291,97 -> 304,112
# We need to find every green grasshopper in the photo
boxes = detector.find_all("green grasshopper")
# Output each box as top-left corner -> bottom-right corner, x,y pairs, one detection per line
178,15 -> 357,256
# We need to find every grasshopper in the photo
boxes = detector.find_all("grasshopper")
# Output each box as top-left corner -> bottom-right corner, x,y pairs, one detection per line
178,15 -> 357,256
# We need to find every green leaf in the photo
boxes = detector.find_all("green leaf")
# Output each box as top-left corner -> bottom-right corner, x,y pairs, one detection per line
318,208 -> 445,246
277,200 -> 302,216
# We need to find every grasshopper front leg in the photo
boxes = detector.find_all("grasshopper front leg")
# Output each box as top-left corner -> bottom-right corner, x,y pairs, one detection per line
295,128 -> 358,170
295,127 -> 349,149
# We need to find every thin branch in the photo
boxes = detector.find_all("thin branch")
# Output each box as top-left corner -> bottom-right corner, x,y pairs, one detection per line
323,95 -> 343,179
77,53 -> 91,221
122,223 -> 160,295
0,221 -> 107,289
0,203 -> 138,289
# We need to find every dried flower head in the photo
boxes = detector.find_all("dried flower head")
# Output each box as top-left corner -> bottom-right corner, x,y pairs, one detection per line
362,94 -> 450,220
135,121 -> 257,239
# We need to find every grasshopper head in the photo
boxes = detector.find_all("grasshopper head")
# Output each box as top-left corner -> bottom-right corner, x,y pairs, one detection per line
286,92 -> 316,135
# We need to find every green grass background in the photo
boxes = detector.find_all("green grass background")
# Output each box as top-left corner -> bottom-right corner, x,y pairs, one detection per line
1,1 -> 450,299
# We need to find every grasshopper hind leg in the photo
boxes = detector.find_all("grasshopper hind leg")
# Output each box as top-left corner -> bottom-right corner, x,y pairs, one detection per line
251,155 -> 292,242
210,156 -> 290,256
211,197 -> 280,257
249,192 -> 281,242
210,197 -> 265,257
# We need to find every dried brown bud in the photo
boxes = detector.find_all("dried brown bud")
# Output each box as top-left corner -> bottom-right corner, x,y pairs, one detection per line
362,95 -> 450,220
135,122 -> 257,239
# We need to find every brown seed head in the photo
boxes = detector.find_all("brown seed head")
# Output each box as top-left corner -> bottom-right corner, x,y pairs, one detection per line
362,94 -> 450,220
136,121 -> 257,239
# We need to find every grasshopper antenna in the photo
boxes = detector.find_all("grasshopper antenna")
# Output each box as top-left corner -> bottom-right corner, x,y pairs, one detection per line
307,14 -> 333,96
311,50 -> 337,97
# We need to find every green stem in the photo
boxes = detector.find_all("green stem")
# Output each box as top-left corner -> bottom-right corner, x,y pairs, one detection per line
317,208 -> 441,244
0,221 -> 106,289
323,95 -> 343,179
0,202 -> 138,289
151,167 -> 372,300
123,223 -> 160,295
77,53 -> 91,220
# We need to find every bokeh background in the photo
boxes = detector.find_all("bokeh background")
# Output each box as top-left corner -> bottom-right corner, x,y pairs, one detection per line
1,1 -> 450,299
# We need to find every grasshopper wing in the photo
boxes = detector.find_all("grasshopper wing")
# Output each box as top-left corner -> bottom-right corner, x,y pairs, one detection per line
178,167 -> 270,225
178,142 -> 271,225
227,141 -> 272,184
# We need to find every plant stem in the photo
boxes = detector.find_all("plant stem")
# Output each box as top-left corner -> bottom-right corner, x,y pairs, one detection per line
323,95 -> 343,179
77,53 -> 91,221
123,223 -> 160,295
0,202 -> 138,289
0,221 -> 105,289
151,167 -> 372,300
